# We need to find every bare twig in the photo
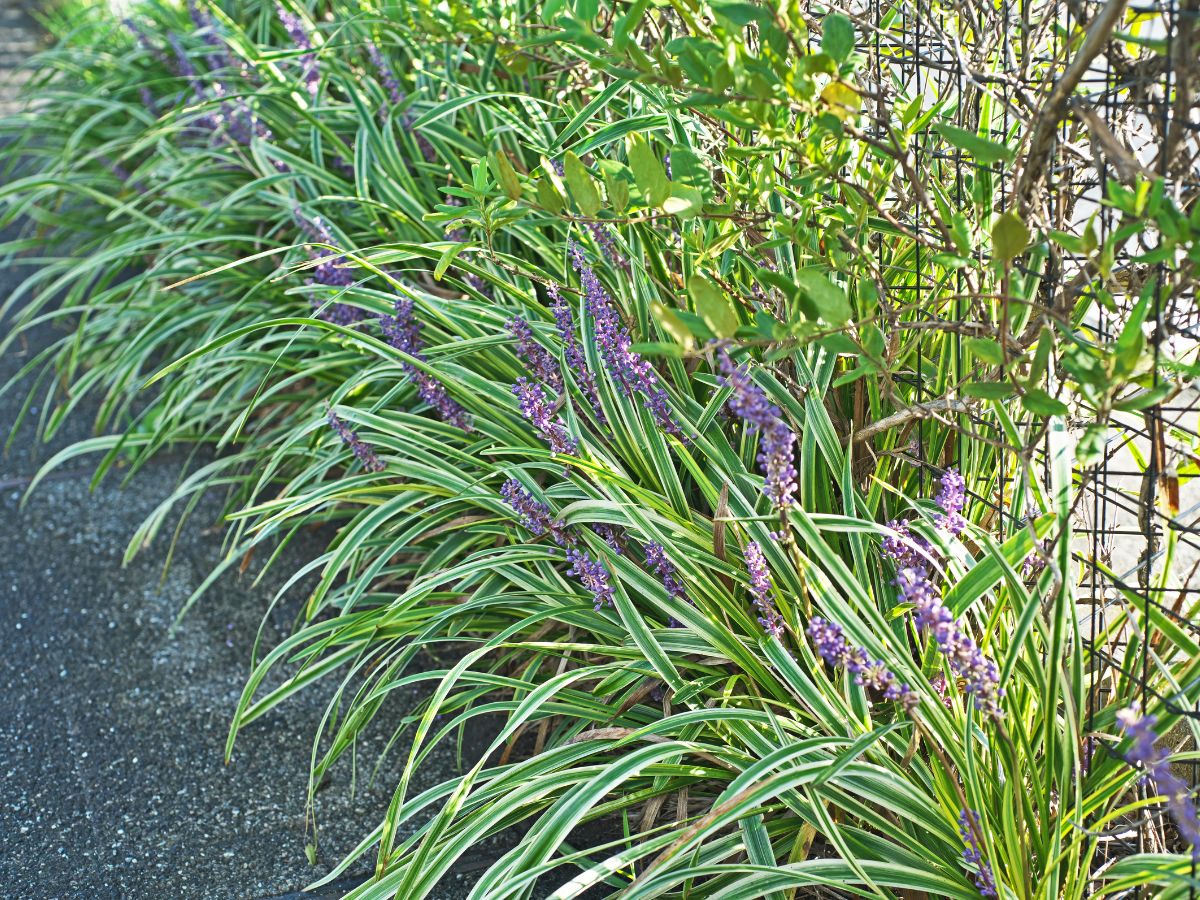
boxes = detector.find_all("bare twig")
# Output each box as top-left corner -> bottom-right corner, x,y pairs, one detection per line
1015,0 -> 1130,209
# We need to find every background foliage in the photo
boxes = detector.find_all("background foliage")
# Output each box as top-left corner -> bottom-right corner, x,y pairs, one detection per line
2,0 -> 1199,896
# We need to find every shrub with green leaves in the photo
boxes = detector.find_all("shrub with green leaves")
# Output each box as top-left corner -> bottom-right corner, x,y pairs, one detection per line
3,0 -> 1198,897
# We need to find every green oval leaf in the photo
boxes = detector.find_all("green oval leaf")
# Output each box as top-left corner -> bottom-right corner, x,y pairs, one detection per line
688,274 -> 738,338
992,210 -> 1031,262
627,134 -> 669,206
563,151 -> 602,216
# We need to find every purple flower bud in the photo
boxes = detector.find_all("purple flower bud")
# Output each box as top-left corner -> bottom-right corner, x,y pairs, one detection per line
507,317 -> 563,393
717,350 -> 797,508
513,378 -> 577,455
744,541 -> 784,638
188,1 -> 235,74
645,541 -> 690,627
644,542 -> 687,604
380,297 -> 423,354
959,809 -> 998,897
566,549 -> 615,611
880,518 -> 934,570
591,523 -> 624,555
293,211 -> 364,323
569,242 -> 680,436
1118,706 -> 1200,858
327,410 -> 385,473
125,18 -> 174,69
1022,538 -> 1049,579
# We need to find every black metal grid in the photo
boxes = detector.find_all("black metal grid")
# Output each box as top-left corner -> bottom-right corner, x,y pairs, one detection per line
856,0 -> 1199,888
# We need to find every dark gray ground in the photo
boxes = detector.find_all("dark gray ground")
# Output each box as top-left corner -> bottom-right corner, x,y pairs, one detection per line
0,8 -> 616,896
0,8 -> 474,899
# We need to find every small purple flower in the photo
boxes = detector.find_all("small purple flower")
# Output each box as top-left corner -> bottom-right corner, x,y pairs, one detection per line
807,617 -> 917,710
500,479 -> 573,547
569,242 -> 680,436
895,565 -> 1003,719
566,549 -> 615,611
327,410 -> 385,473
1022,538 -> 1049,579
549,283 -> 606,425
745,541 -> 784,638
379,298 -> 471,430
275,3 -> 319,96
718,350 -> 798,508
1118,706 -> 1200,857
959,809 -> 998,897
507,317 -> 563,393
169,33 -> 200,82
936,468 -> 967,535
513,377 -> 578,455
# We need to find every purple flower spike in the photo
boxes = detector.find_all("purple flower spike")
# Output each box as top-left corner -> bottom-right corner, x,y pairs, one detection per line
959,810 -> 998,897
328,410 -> 385,473
293,212 -> 365,323
1118,706 -> 1200,857
645,541 -> 690,627
514,377 -> 578,455
936,468 -> 967,535
895,566 -> 1003,719
366,42 -> 403,106
718,351 -> 798,508
807,617 -> 918,710
645,542 -> 687,602
744,541 -> 784,639
507,317 -> 563,393
379,298 -> 471,430
275,3 -> 319,96
380,297 -> 423,354
568,242 -> 680,436
188,1 -> 234,74
586,222 -> 630,273
548,284 -> 606,426
500,479 -> 573,547
566,549 -> 615,611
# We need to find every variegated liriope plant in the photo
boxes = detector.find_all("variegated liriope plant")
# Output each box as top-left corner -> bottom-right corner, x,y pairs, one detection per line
2,0 -> 1198,897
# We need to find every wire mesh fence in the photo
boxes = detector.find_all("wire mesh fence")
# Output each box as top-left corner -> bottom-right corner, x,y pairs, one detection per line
853,0 -> 1199,887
